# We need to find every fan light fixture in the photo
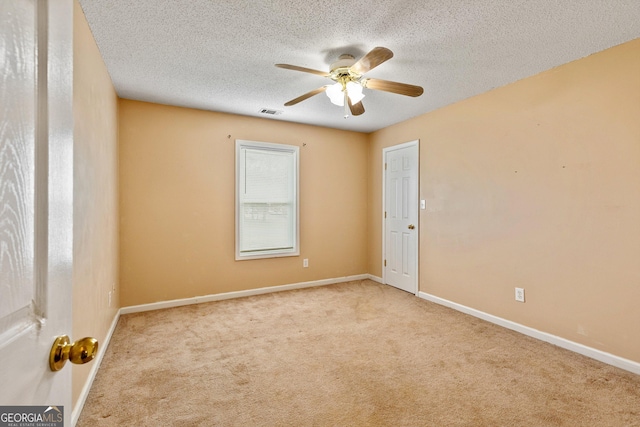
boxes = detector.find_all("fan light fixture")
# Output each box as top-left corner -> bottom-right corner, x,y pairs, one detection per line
276,47 -> 424,118
325,81 -> 365,107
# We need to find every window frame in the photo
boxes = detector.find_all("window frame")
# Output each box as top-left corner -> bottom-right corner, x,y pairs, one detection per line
235,139 -> 300,261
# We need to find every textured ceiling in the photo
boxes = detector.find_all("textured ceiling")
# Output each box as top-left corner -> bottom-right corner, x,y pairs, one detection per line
78,0 -> 640,133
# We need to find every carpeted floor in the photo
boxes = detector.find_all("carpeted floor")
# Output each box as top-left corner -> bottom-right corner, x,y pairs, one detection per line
77,280 -> 640,426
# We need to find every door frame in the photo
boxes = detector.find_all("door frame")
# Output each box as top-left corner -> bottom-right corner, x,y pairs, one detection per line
382,140 -> 419,295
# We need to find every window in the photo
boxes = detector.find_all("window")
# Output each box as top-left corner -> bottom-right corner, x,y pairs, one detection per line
236,140 -> 299,260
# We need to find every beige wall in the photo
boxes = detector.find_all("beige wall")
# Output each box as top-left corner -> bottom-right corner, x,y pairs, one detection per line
72,0 -> 120,409
369,39 -> 640,362
118,101 -> 368,306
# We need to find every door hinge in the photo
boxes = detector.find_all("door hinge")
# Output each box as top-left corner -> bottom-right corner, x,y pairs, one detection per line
384,211 -> 387,218
384,163 -> 387,170
384,259 -> 387,267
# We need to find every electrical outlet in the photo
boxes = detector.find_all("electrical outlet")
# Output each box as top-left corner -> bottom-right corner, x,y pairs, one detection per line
303,258 -> 309,268
515,287 -> 525,302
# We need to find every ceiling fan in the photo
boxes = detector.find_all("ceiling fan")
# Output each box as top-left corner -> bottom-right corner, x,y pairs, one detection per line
276,47 -> 424,118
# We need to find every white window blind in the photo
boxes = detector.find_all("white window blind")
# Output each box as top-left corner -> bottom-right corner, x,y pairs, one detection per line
236,140 -> 299,260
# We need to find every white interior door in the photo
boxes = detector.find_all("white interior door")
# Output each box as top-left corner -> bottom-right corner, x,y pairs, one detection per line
0,0 -> 74,423
384,141 -> 419,294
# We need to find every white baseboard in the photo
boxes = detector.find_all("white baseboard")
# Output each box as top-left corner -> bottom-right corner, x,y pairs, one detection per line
121,274 -> 371,315
418,291 -> 640,376
71,309 -> 121,427
366,274 -> 384,284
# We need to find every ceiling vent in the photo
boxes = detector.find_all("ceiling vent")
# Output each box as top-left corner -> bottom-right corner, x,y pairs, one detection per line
259,108 -> 283,115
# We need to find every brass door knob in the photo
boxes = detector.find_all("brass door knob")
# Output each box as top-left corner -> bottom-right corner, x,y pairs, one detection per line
408,224 -> 415,230
49,335 -> 99,371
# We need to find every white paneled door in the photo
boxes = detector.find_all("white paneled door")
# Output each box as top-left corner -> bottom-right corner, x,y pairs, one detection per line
384,141 -> 418,294
0,0 -> 74,423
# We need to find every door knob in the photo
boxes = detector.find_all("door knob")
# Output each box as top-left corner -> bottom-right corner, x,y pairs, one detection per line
49,335 -> 99,371
408,224 -> 415,230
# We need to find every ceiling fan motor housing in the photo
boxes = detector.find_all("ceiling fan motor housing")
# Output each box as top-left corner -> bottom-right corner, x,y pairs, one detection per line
330,54 -> 361,85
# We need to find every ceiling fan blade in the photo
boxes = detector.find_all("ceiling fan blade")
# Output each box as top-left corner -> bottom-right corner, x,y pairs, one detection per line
363,78 -> 424,97
275,63 -> 329,77
350,47 -> 393,75
284,86 -> 327,106
348,98 -> 365,116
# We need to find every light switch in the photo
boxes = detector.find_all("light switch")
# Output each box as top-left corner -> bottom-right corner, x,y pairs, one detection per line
420,199 -> 426,210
